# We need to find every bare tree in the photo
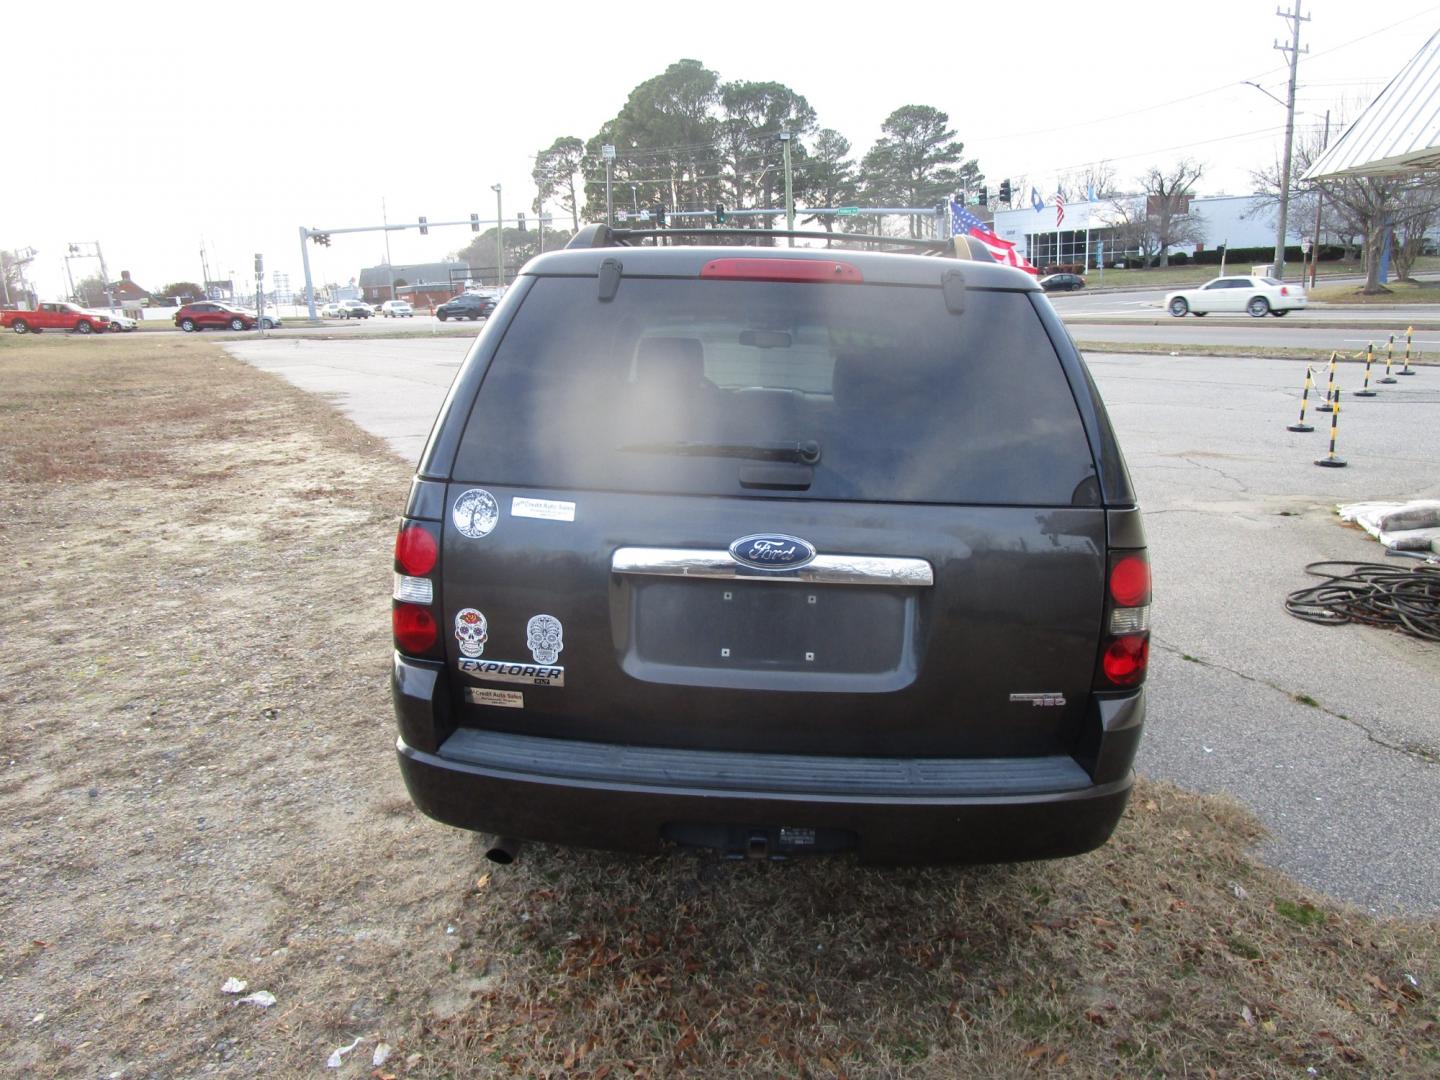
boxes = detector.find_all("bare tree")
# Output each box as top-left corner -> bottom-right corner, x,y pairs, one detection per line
1101,197 -> 1158,264
1251,117 -> 1440,291
1138,159 -> 1205,266
1061,161 -> 1119,202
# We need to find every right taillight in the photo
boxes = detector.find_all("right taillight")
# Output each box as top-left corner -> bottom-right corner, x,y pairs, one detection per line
1096,550 -> 1150,689
392,520 -> 442,658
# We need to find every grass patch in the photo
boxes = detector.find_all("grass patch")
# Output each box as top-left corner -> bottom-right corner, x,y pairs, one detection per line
1275,900 -> 1328,928
1074,340 -> 1439,362
1293,693 -> 1321,708
1,334 -> 1438,1076
1085,255 -> 1440,291
1309,278 -> 1440,304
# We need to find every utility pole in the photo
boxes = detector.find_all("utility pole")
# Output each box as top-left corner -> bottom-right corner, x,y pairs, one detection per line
603,144 -> 616,227
779,131 -> 795,245
382,197 -> 395,303
1273,0 -> 1309,281
492,184 -> 505,288
95,243 -> 114,312
1310,109 -> 1330,289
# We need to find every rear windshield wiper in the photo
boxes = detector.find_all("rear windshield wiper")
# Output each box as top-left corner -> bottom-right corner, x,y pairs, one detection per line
618,439 -> 821,465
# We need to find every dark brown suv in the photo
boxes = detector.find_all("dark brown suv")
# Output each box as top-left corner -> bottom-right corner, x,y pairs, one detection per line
390,227 -> 1149,864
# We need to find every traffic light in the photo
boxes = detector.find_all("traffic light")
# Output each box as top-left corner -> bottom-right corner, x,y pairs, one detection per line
978,187 -> 988,207
311,231 -> 330,247
655,204 -> 666,227
999,179 -> 1012,203
253,253 -> 264,275
419,216 -> 428,235
517,212 -> 526,233
470,213 -> 480,232
715,203 -> 727,224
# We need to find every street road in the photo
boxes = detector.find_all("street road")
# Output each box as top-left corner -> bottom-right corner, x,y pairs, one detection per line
224,337 -> 1440,914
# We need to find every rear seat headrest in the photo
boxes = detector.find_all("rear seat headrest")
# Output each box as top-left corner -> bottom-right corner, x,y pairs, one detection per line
635,336 -> 706,385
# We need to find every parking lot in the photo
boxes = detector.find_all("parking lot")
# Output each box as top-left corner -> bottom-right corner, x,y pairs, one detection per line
225,336 -> 1440,914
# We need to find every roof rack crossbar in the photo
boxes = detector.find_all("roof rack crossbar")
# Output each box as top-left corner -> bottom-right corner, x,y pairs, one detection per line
566,225 -> 955,255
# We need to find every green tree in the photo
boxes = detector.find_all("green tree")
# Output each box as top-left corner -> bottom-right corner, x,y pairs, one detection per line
2,249 -> 36,306
580,59 -> 723,224
798,128 -> 858,233
452,226 -> 575,284
860,105 -> 982,236
73,275 -> 109,306
157,281 -> 205,302
532,136 -> 585,231
718,80 -> 817,222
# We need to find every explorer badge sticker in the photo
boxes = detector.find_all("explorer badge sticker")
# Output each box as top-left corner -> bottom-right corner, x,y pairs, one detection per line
525,614 -> 564,664
458,658 -> 565,688
454,608 -> 489,658
452,488 -> 499,539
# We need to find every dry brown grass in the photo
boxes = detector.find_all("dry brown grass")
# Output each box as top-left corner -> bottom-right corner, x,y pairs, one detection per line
1,333 -> 1437,1078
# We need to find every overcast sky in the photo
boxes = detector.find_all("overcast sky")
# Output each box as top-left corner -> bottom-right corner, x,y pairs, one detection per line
5,0 -> 1437,299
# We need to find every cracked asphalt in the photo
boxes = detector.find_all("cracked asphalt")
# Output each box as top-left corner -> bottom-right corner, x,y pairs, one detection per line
1092,351 -> 1440,914
226,338 -> 1440,914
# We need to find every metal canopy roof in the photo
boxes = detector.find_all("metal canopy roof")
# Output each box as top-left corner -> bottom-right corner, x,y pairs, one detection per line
1304,28 -> 1440,180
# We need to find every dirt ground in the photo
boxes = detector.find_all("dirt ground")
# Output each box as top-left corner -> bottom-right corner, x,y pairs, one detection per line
1,333 -> 1437,1078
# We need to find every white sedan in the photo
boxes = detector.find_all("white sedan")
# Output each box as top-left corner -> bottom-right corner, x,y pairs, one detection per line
1165,275 -> 1307,318
91,309 -> 138,332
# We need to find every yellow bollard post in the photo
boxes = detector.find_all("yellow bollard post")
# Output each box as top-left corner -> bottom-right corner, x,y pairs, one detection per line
1287,366 -> 1316,431
1355,342 -> 1377,397
1315,351 -> 1338,413
1315,388 -> 1347,468
1399,325 -> 1417,376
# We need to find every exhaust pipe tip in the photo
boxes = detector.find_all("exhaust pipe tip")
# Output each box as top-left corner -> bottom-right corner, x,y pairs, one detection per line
485,836 -> 522,865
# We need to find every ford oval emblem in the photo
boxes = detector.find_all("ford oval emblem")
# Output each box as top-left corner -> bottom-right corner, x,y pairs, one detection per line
728,533 -> 817,571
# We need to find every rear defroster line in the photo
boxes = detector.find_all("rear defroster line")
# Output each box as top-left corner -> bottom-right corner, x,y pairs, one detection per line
1284,561 -> 1440,641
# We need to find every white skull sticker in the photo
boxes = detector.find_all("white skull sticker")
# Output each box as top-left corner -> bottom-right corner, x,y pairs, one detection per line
526,614 -> 564,665
454,608 -> 489,658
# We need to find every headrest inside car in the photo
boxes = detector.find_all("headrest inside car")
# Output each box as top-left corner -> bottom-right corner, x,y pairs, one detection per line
635,337 -> 706,385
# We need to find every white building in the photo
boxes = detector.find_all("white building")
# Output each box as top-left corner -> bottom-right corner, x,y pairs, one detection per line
990,193 -> 1304,268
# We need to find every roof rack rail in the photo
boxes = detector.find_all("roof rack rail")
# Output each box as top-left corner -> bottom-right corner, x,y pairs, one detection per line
565,225 -> 982,259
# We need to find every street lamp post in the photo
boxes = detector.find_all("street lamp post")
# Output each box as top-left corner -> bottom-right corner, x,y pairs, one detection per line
779,131 -> 795,245
492,184 -> 504,289
602,144 -> 616,227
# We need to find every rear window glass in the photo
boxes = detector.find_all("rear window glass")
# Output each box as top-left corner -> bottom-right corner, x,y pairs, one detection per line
455,277 -> 1097,505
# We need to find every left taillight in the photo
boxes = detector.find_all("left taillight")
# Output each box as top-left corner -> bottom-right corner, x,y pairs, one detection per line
1095,550 -> 1151,689
393,521 -> 442,658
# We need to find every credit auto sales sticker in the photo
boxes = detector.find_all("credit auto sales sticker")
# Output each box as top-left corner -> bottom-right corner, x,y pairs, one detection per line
464,687 -> 524,709
458,658 -> 565,688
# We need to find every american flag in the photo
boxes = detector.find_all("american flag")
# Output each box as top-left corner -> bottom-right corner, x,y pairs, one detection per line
1056,190 -> 1066,228
949,201 -> 1040,276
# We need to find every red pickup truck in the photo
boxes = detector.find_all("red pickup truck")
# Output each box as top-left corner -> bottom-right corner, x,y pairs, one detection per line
2,302 -> 113,335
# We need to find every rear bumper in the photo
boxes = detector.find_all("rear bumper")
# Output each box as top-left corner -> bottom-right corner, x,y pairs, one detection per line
397,734 -> 1133,863
392,653 -> 1142,863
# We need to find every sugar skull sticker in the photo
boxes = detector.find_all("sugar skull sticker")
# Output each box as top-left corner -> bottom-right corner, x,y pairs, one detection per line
526,614 -> 564,665
454,608 -> 489,658
452,488 -> 499,539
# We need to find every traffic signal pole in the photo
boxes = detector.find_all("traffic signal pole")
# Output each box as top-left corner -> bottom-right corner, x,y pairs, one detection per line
299,226 -> 319,322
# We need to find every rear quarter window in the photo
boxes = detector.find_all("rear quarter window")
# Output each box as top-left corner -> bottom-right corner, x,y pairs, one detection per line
454,276 -> 1098,505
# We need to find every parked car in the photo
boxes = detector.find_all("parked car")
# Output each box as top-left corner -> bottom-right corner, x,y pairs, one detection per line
322,301 -> 342,318
90,309 -> 138,331
1165,275 -> 1307,317
434,293 -> 495,321
259,312 -> 282,329
381,300 -> 414,318
390,226 -> 1150,865
1039,273 -> 1086,292
3,302 -> 111,335
173,302 -> 256,332
338,300 -> 373,319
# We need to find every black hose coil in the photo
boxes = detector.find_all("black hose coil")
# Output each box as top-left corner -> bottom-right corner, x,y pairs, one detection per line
1285,561 -> 1440,642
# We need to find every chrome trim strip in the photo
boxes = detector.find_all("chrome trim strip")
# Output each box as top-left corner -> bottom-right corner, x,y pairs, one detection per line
612,547 -> 934,587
